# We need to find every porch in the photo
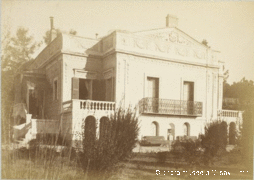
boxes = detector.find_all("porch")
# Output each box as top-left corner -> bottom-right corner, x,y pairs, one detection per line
13,114 -> 60,144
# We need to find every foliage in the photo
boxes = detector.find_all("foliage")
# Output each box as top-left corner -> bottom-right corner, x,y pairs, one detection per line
171,137 -> 203,167
43,28 -> 78,45
156,151 -> 168,163
239,104 -> 254,170
2,133 -> 81,180
170,121 -> 228,167
81,108 -> 139,179
201,121 -> 227,166
1,27 -> 40,143
43,28 -> 62,45
223,78 -> 254,110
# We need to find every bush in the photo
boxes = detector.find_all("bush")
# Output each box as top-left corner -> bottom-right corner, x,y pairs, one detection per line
81,108 -> 139,179
240,104 -> 253,170
201,121 -> 228,166
171,121 -> 229,167
171,137 -> 203,167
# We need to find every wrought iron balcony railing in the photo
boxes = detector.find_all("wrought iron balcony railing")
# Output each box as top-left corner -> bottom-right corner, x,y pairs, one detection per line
139,97 -> 202,116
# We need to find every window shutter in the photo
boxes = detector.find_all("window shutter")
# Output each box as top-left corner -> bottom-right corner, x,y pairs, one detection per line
72,77 -> 79,99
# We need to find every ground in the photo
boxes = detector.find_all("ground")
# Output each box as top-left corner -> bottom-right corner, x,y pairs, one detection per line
2,143 -> 252,180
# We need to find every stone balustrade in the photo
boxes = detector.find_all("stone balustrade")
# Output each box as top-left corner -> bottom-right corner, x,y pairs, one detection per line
218,109 -> 241,117
62,99 -> 115,113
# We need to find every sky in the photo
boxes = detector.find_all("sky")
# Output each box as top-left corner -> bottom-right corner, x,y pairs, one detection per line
1,1 -> 254,84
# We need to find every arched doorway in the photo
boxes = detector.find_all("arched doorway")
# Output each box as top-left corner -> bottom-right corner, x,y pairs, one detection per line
99,116 -> 109,140
183,122 -> 190,137
84,116 -> 96,144
221,121 -> 228,145
229,122 -> 236,145
168,123 -> 175,141
151,121 -> 159,136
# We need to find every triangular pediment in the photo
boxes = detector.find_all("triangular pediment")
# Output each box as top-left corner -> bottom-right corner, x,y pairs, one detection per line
134,27 -> 207,49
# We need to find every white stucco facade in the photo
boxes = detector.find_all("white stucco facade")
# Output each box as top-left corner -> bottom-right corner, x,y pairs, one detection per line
13,16 -> 241,145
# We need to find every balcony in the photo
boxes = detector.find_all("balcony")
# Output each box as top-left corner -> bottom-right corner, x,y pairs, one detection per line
139,97 -> 202,116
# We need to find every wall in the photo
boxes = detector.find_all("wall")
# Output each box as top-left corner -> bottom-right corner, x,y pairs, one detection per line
138,115 -> 206,139
44,55 -> 62,120
62,54 -> 103,102
115,51 -> 219,139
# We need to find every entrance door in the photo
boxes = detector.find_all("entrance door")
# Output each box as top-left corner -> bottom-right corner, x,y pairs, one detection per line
147,77 -> 159,113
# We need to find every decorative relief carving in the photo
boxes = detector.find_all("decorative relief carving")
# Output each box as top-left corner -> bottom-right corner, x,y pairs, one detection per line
119,33 -> 207,60
147,42 -> 157,51
175,47 -> 188,57
148,31 -> 193,46
194,50 -> 206,59
169,32 -> 178,42
157,43 -> 171,53
135,38 -> 146,49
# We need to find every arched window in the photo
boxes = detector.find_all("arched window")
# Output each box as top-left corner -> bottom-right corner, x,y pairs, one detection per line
221,121 -> 228,145
99,116 -> 109,140
151,121 -> 159,136
183,122 -> 190,136
84,116 -> 96,143
168,123 -> 175,141
229,122 -> 236,145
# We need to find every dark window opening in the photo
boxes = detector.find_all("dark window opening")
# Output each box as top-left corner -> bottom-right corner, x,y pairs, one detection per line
79,79 -> 90,100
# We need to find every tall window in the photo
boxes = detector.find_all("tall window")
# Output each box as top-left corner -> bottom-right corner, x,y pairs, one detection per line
183,81 -> 194,114
183,122 -> 190,136
53,79 -> 58,100
147,77 -> 159,98
147,77 -> 159,112
79,79 -> 90,100
105,78 -> 113,101
183,81 -> 194,101
151,121 -> 159,136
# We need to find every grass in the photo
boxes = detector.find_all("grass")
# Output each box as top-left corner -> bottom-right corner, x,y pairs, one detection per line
2,144 -> 253,180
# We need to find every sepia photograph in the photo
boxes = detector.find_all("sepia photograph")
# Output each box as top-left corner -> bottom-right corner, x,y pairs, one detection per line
1,1 -> 254,179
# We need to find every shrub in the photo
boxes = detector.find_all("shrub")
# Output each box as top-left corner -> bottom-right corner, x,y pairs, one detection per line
171,137 -> 203,167
201,121 -> 228,166
240,104 -> 253,170
81,108 -> 139,179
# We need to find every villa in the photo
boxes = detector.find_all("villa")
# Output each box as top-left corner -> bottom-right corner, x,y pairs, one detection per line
13,15 -> 243,146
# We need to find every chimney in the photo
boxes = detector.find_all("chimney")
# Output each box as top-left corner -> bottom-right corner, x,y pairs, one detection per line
166,14 -> 178,27
49,17 -> 57,43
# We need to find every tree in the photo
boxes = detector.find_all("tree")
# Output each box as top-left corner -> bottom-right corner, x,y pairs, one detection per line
1,27 -> 39,143
201,121 -> 227,166
43,29 -> 78,45
43,28 -> 62,45
223,77 -> 254,110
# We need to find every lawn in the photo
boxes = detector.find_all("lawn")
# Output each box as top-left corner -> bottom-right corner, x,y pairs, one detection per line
1,144 -> 253,180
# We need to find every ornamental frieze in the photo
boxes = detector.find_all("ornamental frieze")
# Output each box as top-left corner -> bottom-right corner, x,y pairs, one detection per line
118,33 -> 209,60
